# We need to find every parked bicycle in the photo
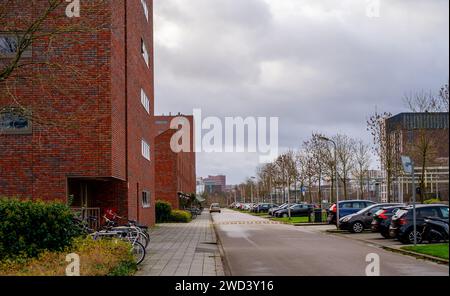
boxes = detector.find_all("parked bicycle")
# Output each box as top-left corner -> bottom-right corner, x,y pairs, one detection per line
73,214 -> 148,265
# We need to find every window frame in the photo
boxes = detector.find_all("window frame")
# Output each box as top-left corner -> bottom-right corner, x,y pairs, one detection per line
0,107 -> 32,135
142,191 -> 151,208
141,139 -> 151,161
141,38 -> 149,67
0,33 -> 32,58
141,0 -> 149,22
140,88 -> 150,114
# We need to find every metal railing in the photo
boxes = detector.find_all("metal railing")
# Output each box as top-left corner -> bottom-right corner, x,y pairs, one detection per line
71,207 -> 101,230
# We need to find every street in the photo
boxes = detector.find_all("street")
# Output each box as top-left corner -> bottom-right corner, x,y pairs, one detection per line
212,209 -> 449,276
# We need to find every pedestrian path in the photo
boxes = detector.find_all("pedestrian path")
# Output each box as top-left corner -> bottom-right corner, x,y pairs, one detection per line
136,212 -> 224,276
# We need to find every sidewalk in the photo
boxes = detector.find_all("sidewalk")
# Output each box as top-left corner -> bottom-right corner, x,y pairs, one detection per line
136,212 -> 225,276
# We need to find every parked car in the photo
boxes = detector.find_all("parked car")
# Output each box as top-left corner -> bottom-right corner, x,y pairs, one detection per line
339,203 -> 403,233
371,205 -> 405,238
210,203 -> 221,213
389,204 -> 449,244
252,203 -> 278,213
269,203 -> 288,216
327,200 -> 376,225
422,216 -> 449,243
275,204 -> 313,218
243,203 -> 254,211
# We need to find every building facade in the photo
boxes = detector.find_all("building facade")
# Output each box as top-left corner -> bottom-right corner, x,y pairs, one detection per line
203,175 -> 227,193
154,115 -> 196,209
0,0 -> 156,226
383,112 -> 449,202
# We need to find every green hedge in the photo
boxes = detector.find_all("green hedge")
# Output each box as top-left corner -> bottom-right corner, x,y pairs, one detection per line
0,198 -> 82,259
155,200 -> 172,223
170,210 -> 192,223
424,199 -> 441,204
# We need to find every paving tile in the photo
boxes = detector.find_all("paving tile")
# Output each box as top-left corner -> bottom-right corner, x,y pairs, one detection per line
136,212 -> 223,276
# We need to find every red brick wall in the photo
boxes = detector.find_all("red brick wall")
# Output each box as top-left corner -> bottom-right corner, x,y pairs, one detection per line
0,0 -> 155,226
154,115 -> 196,209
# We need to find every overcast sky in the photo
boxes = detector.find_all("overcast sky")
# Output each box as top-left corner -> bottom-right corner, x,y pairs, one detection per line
153,0 -> 449,185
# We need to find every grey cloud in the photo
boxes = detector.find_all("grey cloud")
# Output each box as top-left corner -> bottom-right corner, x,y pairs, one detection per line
154,0 -> 449,184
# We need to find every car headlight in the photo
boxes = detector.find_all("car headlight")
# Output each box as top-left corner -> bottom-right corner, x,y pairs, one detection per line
341,216 -> 351,223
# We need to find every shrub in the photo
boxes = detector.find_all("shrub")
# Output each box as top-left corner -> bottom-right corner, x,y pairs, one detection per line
0,237 -> 137,276
0,198 -> 83,260
170,210 -> 192,223
155,200 -> 172,223
424,199 -> 441,205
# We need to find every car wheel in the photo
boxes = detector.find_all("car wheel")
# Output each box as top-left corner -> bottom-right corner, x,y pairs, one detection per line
351,222 -> 364,233
380,231 -> 391,239
282,213 -> 288,218
407,229 -> 423,244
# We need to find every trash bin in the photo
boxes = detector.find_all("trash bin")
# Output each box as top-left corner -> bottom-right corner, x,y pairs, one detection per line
314,209 -> 323,223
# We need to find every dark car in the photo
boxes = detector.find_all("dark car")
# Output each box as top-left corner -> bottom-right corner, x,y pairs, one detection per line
269,203 -> 288,216
371,205 -> 405,238
252,203 -> 278,213
389,204 -> 449,244
327,200 -> 376,225
275,204 -> 313,218
339,203 -> 403,233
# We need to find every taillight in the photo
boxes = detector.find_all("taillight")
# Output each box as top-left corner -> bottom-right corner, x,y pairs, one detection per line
379,210 -> 388,220
330,204 -> 337,213
399,217 -> 408,225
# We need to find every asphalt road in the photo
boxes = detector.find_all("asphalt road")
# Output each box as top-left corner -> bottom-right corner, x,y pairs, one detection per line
212,209 -> 449,276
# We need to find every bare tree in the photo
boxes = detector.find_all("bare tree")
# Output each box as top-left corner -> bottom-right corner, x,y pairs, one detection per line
1,0 -> 110,137
334,134 -> 356,200
367,111 -> 397,202
403,90 -> 440,113
352,140 -> 371,199
438,81 -> 449,112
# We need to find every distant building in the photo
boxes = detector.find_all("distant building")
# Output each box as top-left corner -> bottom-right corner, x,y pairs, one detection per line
203,175 -> 226,192
383,112 -> 449,202
154,115 -> 196,209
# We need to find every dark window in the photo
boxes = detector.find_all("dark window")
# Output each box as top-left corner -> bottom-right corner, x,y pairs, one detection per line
142,191 -> 151,208
0,109 -> 31,134
440,207 -> 449,219
417,207 -> 440,218
0,35 -> 18,55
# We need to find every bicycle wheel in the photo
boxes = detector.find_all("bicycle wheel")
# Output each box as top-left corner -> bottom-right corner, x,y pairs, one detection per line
131,241 -> 146,265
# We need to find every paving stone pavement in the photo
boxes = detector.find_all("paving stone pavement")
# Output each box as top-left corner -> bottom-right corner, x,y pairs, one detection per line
136,212 -> 225,276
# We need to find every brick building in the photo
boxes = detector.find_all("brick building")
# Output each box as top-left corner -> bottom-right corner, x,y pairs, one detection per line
204,175 -> 227,192
384,112 -> 449,202
0,0 -> 156,225
154,115 -> 196,209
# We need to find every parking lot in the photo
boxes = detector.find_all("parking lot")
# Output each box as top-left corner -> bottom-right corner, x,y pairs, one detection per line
212,209 -> 448,276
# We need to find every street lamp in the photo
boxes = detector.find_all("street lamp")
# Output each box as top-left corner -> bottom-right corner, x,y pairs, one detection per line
319,136 -> 340,229
250,176 -> 256,204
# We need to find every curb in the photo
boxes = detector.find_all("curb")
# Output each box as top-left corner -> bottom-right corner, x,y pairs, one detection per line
210,214 -> 233,276
326,231 -> 449,265
382,246 -> 449,265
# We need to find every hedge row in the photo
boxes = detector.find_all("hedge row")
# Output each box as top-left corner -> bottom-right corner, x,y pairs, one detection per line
155,200 -> 192,223
0,198 -> 83,259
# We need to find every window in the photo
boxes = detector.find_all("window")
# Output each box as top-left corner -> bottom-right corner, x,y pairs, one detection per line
418,207 -> 440,218
141,139 -> 150,161
140,89 -> 150,114
141,0 -> 149,21
0,108 -> 32,134
142,191 -> 151,208
0,35 -> 18,56
141,39 -> 149,67
439,207 -> 449,219
0,34 -> 31,58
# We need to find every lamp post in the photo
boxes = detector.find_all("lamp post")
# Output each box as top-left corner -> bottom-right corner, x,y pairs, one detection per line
250,176 -> 256,204
319,136 -> 340,229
